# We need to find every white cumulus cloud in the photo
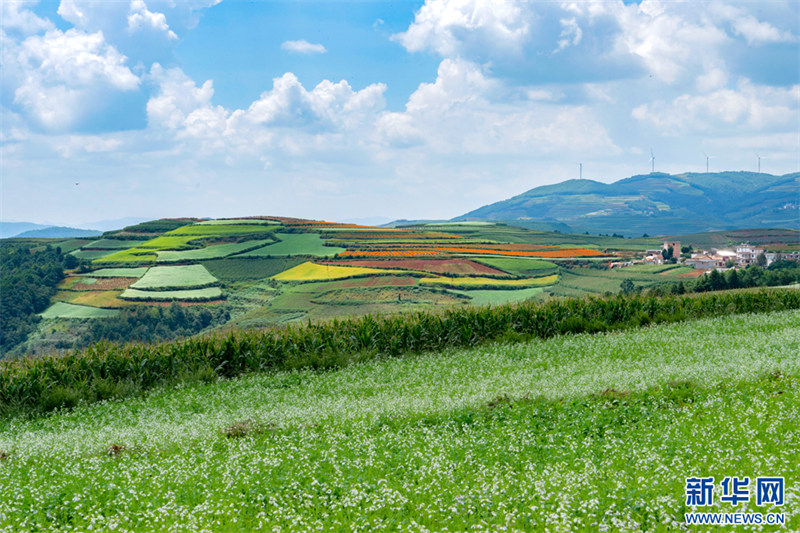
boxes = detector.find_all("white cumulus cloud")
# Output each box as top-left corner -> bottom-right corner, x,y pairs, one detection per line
242,73 -> 384,131
9,28 -> 139,131
147,63 -> 218,131
709,2 -> 797,45
632,80 -> 800,133
127,0 -> 178,40
280,39 -> 327,54
393,0 -> 530,57
2,0 -> 55,35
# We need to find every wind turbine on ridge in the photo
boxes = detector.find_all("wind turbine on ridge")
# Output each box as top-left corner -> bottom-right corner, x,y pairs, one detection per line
649,148 -> 655,173
702,151 -> 713,173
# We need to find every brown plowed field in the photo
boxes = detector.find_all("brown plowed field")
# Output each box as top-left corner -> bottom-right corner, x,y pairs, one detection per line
328,259 -> 509,276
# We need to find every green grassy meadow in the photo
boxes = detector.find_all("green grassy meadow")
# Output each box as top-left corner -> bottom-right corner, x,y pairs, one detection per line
1,310 -> 797,531
39,302 -> 120,319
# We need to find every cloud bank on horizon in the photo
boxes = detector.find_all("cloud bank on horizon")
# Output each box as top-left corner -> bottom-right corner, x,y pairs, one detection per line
1,0 -> 798,226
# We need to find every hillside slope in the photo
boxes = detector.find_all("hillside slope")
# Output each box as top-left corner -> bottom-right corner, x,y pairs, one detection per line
457,171 -> 800,236
1,309 -> 798,530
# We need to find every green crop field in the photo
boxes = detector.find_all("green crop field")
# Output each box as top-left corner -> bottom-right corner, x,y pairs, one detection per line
82,267 -> 149,278
202,258 -> 305,280
82,239 -> 150,249
68,249 -> 118,261
196,219 -> 280,226
621,263 -> 684,273
166,224 -> 278,236
130,265 -> 218,289
50,239 -> 94,253
452,286 -> 545,306
472,257 -> 558,277
235,233 -> 346,257
1,310 -> 797,531
134,235 -> 201,250
119,287 -> 223,301
156,239 -> 274,262
92,249 -> 157,264
39,302 -> 119,319
558,270 -> 632,294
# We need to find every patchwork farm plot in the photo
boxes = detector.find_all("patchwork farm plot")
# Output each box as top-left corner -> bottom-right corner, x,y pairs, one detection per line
43,216 -> 710,330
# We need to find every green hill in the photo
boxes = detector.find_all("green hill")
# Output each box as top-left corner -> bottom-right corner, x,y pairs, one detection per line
457,171 -> 800,236
13,226 -> 102,239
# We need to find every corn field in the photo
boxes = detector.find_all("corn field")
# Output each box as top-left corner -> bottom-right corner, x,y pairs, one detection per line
1,289 -> 798,414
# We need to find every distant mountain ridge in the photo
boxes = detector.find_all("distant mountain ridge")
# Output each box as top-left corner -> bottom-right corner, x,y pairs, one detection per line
456,171 -> 800,236
0,222 -> 52,239
14,227 -> 102,239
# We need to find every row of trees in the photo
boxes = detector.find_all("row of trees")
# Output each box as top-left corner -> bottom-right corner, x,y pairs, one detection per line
81,303 -> 230,347
622,260 -> 800,296
0,243 -> 68,355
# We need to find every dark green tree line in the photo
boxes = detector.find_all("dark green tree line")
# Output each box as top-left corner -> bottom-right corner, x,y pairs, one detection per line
1,243 -> 67,355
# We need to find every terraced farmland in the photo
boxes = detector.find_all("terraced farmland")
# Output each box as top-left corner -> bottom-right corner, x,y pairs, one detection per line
156,239 -> 274,262
327,258 -> 509,276
235,233 -> 345,257
44,215 -> 782,333
166,224 -> 278,236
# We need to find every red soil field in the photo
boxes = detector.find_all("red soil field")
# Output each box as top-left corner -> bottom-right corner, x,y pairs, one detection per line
328,259 -> 509,276
340,250 -> 446,258
678,270 -> 706,278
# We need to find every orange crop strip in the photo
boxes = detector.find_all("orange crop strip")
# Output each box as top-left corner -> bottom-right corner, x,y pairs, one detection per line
443,243 -> 552,251
433,247 -> 604,257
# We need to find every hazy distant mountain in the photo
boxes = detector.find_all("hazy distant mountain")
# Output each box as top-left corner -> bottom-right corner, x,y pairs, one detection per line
0,222 -> 51,239
2,217 -> 151,238
457,172 -> 800,236
13,227 -> 102,239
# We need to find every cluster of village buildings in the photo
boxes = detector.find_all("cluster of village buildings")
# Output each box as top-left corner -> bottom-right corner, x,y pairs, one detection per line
639,242 -> 800,271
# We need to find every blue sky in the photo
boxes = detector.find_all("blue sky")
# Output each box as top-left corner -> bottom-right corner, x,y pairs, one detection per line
1,0 -> 798,227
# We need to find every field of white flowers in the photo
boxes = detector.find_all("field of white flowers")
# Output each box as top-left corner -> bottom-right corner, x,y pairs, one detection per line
0,309 -> 797,531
